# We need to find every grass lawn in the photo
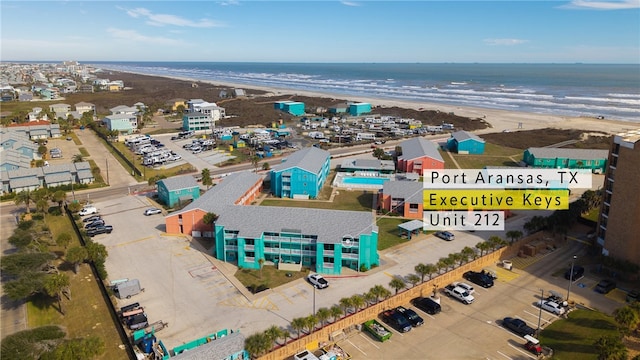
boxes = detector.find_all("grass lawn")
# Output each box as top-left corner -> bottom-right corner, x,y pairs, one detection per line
539,309 -> 619,360
234,265 -> 310,293
25,213 -> 126,359
78,147 -> 90,157
261,189 -> 373,212
376,217 -> 411,250
447,142 -> 523,169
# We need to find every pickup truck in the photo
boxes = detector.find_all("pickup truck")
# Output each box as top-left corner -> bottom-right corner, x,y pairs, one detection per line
444,284 -> 475,304
381,309 -> 412,333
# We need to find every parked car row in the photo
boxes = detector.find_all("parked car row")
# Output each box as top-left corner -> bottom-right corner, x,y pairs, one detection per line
83,215 -> 113,237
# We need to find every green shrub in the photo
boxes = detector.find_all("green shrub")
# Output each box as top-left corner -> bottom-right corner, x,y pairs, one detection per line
17,220 -> 34,230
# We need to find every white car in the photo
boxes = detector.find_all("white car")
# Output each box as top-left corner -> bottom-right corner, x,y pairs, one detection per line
307,273 -> 329,289
143,208 -> 162,216
536,300 -> 565,315
79,206 -> 97,216
452,281 -> 475,295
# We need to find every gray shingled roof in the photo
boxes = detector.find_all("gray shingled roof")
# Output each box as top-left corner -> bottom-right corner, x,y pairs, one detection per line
74,161 -> 91,170
170,331 -> 245,360
218,206 -> 377,243
172,171 -> 377,243
10,177 -> 40,188
399,138 -> 443,162
175,172 -> 263,215
76,169 -> 94,180
451,130 -> 484,143
382,181 -> 424,204
158,175 -> 199,192
45,173 -> 72,184
271,147 -> 330,175
7,167 -> 42,178
340,159 -> 395,172
527,147 -> 609,160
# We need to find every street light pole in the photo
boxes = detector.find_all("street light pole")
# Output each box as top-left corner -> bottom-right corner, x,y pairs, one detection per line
567,255 -> 577,302
313,286 -> 316,317
537,289 -> 543,338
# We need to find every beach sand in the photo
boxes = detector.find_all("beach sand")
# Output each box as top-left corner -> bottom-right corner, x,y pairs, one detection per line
117,70 -> 639,135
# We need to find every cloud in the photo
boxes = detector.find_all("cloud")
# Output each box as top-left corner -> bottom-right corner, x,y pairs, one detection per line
561,0 -> 640,10
219,0 -> 240,5
107,28 -> 182,45
341,1 -> 361,6
483,38 -> 529,46
119,7 -> 223,27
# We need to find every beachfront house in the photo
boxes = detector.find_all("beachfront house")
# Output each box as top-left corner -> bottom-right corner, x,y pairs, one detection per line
74,102 -> 95,115
156,175 -> 201,208
166,98 -> 187,112
182,112 -> 215,132
522,147 -> 608,173
103,113 -> 138,134
447,130 -> 486,154
49,103 -> 71,119
329,103 -> 348,114
270,147 -> 330,199
165,172 -> 379,275
349,102 -> 372,116
397,138 -> 445,175
274,101 -> 305,116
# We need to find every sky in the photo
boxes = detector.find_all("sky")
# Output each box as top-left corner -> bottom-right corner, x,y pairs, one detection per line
1,1 -> 639,63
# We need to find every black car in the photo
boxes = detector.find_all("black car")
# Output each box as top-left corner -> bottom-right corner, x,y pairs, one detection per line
502,317 -> 535,337
411,296 -> 441,315
82,215 -> 102,223
85,220 -> 105,229
380,309 -> 412,333
564,266 -> 585,280
595,279 -> 616,294
463,271 -> 494,288
87,225 -> 113,237
395,306 -> 424,327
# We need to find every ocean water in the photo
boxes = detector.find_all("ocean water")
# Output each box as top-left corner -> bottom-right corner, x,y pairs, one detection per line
92,62 -> 640,122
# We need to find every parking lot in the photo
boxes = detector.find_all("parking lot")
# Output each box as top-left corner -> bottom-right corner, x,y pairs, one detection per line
90,192 -> 624,356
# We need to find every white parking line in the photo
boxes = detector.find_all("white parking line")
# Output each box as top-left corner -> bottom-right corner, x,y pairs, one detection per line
507,342 -> 537,359
496,350 -> 512,359
346,339 -> 367,356
359,332 -> 380,349
528,306 -> 560,319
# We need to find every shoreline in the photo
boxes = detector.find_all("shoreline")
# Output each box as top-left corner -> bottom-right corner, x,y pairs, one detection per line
112,69 -> 639,135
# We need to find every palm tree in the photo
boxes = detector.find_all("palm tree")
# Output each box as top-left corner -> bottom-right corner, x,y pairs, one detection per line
505,230 -> 523,244
245,332 -> 271,358
290,317 -> 306,338
251,155 -> 260,173
350,294 -> 365,312
613,306 -> 640,335
72,154 -> 84,163
339,297 -> 353,315
36,199 -> 48,214
305,314 -> 318,333
487,236 -> 504,251
66,246 -> 88,274
330,305 -> 343,322
593,335 -> 628,360
369,284 -> 390,303
436,258 -> 448,273
316,307 -> 331,328
415,263 -> 429,283
258,258 -> 265,279
201,168 -> 212,189
52,190 -> 67,209
461,246 -> 476,262
389,277 -> 406,295
476,242 -> 490,257
14,189 -> 34,213
363,291 -> 376,306
264,325 -> 284,347
449,253 -> 463,268
406,274 -> 421,288
44,273 -> 70,314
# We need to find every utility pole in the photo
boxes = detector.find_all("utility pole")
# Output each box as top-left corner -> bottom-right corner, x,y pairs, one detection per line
537,289 -> 543,338
567,255 -> 577,302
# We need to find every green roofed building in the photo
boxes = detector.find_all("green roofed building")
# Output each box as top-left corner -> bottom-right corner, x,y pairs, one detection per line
522,147 -> 608,173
